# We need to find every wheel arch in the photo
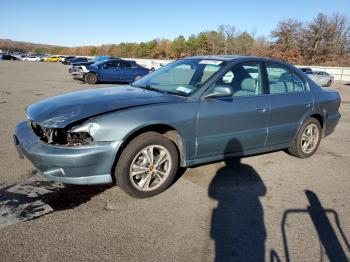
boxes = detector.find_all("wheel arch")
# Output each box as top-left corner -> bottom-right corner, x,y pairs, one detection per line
85,71 -> 98,82
309,113 -> 324,129
294,112 -> 324,142
115,123 -> 186,169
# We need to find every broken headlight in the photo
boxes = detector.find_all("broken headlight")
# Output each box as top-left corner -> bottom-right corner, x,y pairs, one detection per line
31,121 -> 94,146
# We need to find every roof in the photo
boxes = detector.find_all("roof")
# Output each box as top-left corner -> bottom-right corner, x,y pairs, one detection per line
183,55 -> 299,68
184,55 -> 244,61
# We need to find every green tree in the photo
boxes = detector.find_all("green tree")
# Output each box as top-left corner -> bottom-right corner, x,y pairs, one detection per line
235,32 -> 255,55
171,35 -> 187,58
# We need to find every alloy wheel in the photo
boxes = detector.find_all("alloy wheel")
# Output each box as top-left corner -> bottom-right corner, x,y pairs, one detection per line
129,145 -> 172,192
301,123 -> 320,154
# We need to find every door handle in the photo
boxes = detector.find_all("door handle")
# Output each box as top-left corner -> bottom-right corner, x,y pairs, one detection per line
304,103 -> 311,108
257,107 -> 267,113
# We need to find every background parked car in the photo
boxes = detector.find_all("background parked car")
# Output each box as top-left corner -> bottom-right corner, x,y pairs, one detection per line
299,67 -> 313,74
16,54 -> 29,60
47,56 -> 61,62
40,55 -> 51,62
61,56 -> 76,64
1,53 -> 19,60
22,55 -> 41,62
68,56 -> 117,73
73,59 -> 150,84
306,71 -> 334,87
66,57 -> 89,65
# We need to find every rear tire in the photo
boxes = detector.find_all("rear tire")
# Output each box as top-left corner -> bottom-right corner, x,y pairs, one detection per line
327,80 -> 332,87
115,132 -> 179,198
288,117 -> 322,158
84,72 -> 97,84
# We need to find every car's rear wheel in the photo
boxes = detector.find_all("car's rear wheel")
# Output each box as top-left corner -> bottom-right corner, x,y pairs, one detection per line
84,72 -> 98,84
115,132 -> 179,198
327,80 -> 332,87
288,117 -> 322,158
133,74 -> 142,82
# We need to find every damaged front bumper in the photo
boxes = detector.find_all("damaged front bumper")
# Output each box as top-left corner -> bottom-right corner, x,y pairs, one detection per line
70,66 -> 89,79
71,71 -> 85,80
15,121 -> 122,185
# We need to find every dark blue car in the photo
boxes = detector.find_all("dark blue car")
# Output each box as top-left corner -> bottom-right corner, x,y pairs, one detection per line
68,56 -> 117,73
74,59 -> 150,84
66,57 -> 89,65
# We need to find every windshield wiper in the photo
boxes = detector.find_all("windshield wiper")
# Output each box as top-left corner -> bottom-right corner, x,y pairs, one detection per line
131,83 -> 187,97
132,84 -> 169,94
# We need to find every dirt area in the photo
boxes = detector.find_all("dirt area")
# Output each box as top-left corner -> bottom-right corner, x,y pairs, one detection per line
0,61 -> 349,261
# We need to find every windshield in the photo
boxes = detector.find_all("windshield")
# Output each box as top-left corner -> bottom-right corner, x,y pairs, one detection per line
90,56 -> 108,63
132,58 -> 225,96
93,60 -> 108,66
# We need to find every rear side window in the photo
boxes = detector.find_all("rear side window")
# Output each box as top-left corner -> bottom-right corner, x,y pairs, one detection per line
119,61 -> 133,68
266,63 -> 305,94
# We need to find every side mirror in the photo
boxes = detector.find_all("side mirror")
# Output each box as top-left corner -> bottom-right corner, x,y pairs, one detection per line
203,86 -> 233,99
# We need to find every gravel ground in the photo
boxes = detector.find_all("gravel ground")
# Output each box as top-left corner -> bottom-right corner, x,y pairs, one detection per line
0,61 -> 349,261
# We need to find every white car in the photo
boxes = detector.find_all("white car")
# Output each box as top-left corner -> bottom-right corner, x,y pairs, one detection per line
306,71 -> 334,87
23,56 -> 41,62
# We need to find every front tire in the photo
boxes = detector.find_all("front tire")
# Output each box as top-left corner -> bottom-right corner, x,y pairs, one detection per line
288,117 -> 322,158
115,132 -> 179,198
84,72 -> 98,84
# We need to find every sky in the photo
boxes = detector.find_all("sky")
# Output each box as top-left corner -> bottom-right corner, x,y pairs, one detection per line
1,0 -> 349,47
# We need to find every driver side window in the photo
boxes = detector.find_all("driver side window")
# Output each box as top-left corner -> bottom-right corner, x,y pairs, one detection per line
214,63 -> 262,97
104,61 -> 116,69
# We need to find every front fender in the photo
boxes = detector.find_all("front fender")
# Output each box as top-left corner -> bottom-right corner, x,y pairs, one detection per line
81,100 -> 199,161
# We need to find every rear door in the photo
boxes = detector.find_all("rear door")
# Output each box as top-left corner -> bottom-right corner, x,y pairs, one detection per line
116,61 -> 133,82
99,61 -> 118,81
265,62 -> 313,146
196,62 -> 269,159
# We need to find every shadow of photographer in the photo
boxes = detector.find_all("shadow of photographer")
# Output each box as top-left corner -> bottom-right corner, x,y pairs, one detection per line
208,139 -> 267,262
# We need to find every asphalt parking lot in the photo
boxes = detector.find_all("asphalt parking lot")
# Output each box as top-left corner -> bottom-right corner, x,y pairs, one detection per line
0,61 -> 349,261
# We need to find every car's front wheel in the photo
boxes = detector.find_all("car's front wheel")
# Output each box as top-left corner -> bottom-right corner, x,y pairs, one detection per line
288,117 -> 322,158
84,72 -> 98,84
115,132 -> 179,198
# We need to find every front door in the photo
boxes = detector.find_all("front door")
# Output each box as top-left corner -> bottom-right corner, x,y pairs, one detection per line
196,62 -> 269,160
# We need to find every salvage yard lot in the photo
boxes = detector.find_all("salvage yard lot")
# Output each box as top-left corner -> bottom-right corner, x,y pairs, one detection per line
0,61 -> 350,261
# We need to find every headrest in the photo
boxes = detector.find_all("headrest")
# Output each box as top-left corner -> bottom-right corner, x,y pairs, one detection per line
241,78 -> 257,92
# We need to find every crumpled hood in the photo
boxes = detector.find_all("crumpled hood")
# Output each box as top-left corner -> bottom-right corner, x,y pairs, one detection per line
26,85 -> 184,128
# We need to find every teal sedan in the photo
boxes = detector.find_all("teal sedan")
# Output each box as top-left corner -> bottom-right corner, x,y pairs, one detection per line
14,56 -> 341,198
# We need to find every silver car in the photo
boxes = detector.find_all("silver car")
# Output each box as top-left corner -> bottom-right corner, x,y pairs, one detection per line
306,71 -> 334,87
